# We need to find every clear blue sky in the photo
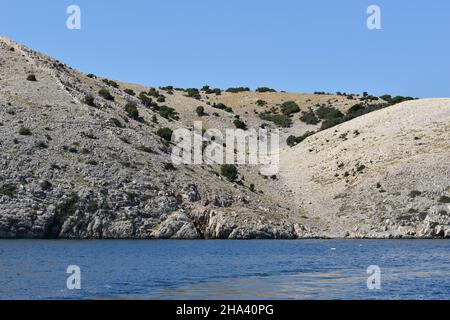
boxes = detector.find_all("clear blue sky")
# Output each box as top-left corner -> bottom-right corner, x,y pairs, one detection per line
1,0 -> 449,97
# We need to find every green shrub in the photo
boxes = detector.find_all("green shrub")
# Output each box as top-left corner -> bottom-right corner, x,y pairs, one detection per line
148,88 -> 161,98
185,88 -> 201,100
124,89 -> 136,96
233,118 -> 247,130
27,74 -> 37,81
196,106 -> 205,116
259,113 -> 292,128
157,127 -> 173,141
159,105 -> 178,120
99,89 -> 115,101
286,131 -> 315,147
387,96 -> 415,105
256,99 -> 267,106
226,87 -> 250,93
212,103 -> 233,113
249,184 -> 255,192
256,87 -> 276,93
315,106 -> 343,120
300,110 -> 320,125
124,102 -> 139,120
281,101 -> 300,115
19,127 -> 31,136
1,184 -> 16,197
86,73 -> 96,79
221,164 -> 238,181
139,92 -> 155,108
83,95 -> 96,107
320,117 -> 343,130
102,79 -> 119,88
201,85 -> 221,95
438,196 -> 450,203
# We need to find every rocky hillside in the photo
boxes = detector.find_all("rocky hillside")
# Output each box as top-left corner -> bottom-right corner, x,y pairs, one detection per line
1,36 -> 449,239
280,99 -> 450,238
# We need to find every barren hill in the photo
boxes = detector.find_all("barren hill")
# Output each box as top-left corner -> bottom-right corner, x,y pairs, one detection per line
1,36 -> 449,239
280,99 -> 450,238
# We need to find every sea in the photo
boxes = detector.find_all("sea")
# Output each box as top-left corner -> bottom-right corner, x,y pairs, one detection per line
0,240 -> 449,300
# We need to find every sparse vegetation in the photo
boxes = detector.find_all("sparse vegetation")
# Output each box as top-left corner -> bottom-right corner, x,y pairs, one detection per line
157,127 -> 173,142
124,102 -> 139,120
212,103 -> 233,113
196,106 -> 205,117
159,105 -> 178,120
139,92 -> 156,108
226,87 -> 250,93
286,131 -> 315,147
233,118 -> 247,130
185,88 -> 201,100
102,79 -> 119,88
99,88 -> 114,101
19,127 -> 31,136
256,99 -> 267,106
26,74 -> 37,81
438,196 -> 450,203
256,87 -> 276,93
281,101 -> 300,116
124,89 -> 136,96
259,113 -> 292,128
300,109 -> 320,125
1,184 -> 16,197
83,95 -> 96,107
221,164 -> 238,182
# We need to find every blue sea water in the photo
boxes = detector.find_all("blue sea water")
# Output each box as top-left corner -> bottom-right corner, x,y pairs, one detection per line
0,240 -> 449,300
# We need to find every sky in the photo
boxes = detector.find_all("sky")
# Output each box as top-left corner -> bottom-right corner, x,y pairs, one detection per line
1,0 -> 449,98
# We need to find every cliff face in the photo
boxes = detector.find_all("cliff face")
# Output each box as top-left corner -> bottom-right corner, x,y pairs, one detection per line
1,36 -> 449,239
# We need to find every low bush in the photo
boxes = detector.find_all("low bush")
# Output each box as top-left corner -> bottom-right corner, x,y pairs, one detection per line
157,127 -> 173,142
83,95 -> 96,107
221,164 -> 238,182
27,74 -> 37,82
139,92 -> 156,108
259,113 -> 292,128
256,99 -> 267,106
159,105 -> 178,120
315,106 -> 343,120
286,131 -> 315,147
281,101 -> 300,116
185,88 -> 201,100
102,79 -> 119,88
196,106 -> 205,116
212,103 -> 233,113
1,184 -> 16,197
320,117 -> 343,130
124,89 -> 136,96
256,87 -> 276,93
226,87 -> 250,93
99,89 -> 114,101
19,127 -> 31,136
300,109 -> 320,125
124,102 -> 139,120
233,118 -> 247,130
